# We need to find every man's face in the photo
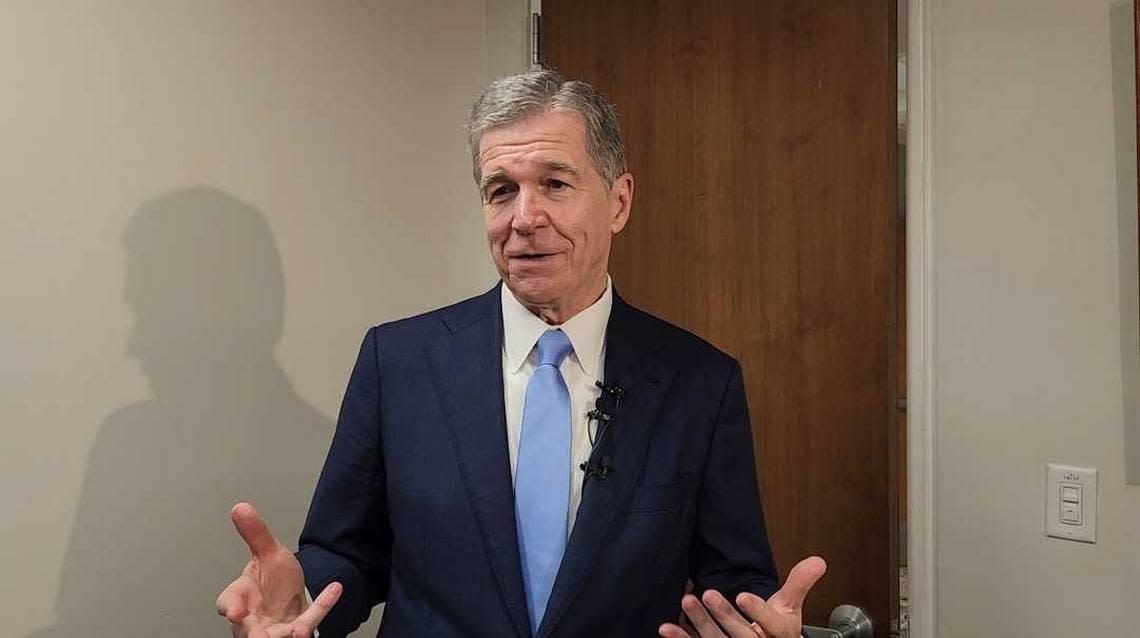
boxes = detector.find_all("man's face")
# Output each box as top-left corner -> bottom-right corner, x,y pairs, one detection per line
478,109 -> 633,321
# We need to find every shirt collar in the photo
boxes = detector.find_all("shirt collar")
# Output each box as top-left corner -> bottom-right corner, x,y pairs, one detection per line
501,276 -> 613,380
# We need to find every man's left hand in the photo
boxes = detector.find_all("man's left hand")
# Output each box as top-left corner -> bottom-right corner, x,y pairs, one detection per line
658,556 -> 827,638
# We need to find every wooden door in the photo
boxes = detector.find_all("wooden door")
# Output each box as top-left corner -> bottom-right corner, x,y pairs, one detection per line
541,1 -> 899,634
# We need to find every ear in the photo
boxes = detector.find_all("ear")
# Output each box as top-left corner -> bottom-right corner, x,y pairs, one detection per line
608,172 -> 635,234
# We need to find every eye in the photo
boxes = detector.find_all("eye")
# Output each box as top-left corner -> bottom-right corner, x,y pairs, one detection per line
485,184 -> 516,203
546,179 -> 568,191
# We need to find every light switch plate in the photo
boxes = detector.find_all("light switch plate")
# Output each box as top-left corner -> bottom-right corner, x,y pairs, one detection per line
1045,463 -> 1097,543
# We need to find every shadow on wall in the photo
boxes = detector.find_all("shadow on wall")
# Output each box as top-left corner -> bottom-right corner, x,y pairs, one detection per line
1111,1 -> 1140,485
30,186 -> 331,636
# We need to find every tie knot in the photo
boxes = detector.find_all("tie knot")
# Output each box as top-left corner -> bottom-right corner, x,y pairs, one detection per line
535,329 -> 572,368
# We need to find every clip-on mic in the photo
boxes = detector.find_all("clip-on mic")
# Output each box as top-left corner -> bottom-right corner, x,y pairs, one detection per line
581,380 -> 625,482
596,380 -> 625,401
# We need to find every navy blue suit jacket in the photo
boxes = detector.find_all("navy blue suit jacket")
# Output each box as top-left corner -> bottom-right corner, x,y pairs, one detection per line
297,284 -> 778,637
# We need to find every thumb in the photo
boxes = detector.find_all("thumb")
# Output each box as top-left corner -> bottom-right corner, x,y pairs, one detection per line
230,502 -> 279,559
772,556 -> 827,611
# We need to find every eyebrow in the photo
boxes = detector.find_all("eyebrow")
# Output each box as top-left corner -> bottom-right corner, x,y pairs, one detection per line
539,160 -> 580,177
480,170 -> 510,192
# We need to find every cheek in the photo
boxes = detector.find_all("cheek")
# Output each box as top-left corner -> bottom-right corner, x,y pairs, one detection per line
484,211 -> 509,246
548,207 -> 587,242
555,211 -> 606,255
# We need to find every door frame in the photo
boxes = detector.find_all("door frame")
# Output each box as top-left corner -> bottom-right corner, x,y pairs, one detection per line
524,0 -> 939,635
905,0 -> 937,636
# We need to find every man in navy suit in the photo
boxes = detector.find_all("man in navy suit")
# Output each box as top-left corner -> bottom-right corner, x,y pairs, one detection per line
216,69 -> 825,638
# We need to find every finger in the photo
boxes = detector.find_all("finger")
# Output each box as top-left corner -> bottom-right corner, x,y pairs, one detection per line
735,593 -> 791,637
289,581 -> 343,634
239,614 -> 271,638
699,590 -> 756,638
659,622 -> 696,638
231,502 -> 279,558
680,593 -> 727,638
267,626 -> 300,638
771,556 -> 827,611
217,577 -> 254,623
748,622 -> 770,638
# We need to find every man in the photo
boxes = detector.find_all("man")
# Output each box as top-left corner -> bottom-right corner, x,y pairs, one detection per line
217,69 -> 825,638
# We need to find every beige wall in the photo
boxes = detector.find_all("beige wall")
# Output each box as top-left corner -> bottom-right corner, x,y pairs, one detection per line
11,1 -> 1138,636
932,0 -> 1140,635
0,2 -> 512,635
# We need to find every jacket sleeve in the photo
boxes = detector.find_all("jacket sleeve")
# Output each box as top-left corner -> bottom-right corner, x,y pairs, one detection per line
296,327 -> 391,637
688,358 -> 780,600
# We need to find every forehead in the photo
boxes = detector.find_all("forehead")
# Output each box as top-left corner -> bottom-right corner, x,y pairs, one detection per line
478,110 -> 589,173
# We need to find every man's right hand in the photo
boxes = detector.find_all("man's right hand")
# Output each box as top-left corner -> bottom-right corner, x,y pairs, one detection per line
216,502 -> 342,638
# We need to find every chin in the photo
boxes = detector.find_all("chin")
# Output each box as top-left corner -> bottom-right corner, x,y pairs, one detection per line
505,277 -> 561,307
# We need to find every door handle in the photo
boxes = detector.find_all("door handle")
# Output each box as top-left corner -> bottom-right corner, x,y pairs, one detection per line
801,605 -> 873,638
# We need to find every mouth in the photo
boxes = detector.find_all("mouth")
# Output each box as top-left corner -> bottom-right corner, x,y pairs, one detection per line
508,252 -> 559,262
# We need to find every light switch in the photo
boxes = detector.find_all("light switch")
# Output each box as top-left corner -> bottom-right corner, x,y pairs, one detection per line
1060,483 -> 1081,504
1060,503 -> 1082,525
1046,464 -> 1097,543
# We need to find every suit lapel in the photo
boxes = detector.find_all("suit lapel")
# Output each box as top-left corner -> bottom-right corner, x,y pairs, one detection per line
427,286 -> 531,638
537,291 -> 674,638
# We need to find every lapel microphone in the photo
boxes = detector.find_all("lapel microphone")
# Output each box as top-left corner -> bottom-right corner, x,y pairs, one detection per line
581,380 -> 626,481
595,380 -> 625,400
591,456 -> 614,479
585,408 -> 611,423
592,380 -> 625,423
579,455 -> 614,481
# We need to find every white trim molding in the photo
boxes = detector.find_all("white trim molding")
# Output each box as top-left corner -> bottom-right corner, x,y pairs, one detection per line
905,0 -> 937,637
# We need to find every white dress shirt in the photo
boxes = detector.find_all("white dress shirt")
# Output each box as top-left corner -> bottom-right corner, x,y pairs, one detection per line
501,277 -> 612,533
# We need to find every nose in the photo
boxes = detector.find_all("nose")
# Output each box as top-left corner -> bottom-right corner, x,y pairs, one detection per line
511,186 -> 549,234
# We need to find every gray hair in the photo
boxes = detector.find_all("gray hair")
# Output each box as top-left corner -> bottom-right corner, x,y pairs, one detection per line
466,68 -> 627,186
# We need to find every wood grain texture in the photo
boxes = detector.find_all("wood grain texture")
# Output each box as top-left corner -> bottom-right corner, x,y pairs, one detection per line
542,1 -> 899,633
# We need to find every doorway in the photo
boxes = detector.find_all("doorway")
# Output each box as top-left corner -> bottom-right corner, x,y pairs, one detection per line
539,2 -> 906,636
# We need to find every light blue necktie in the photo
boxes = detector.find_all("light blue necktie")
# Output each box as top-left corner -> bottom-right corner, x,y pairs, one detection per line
515,329 -> 573,631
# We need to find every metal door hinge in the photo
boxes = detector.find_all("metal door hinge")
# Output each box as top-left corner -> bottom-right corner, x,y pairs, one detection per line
530,12 -> 541,67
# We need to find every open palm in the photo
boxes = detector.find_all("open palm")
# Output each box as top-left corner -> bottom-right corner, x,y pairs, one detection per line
659,556 -> 827,638
216,503 -> 341,638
